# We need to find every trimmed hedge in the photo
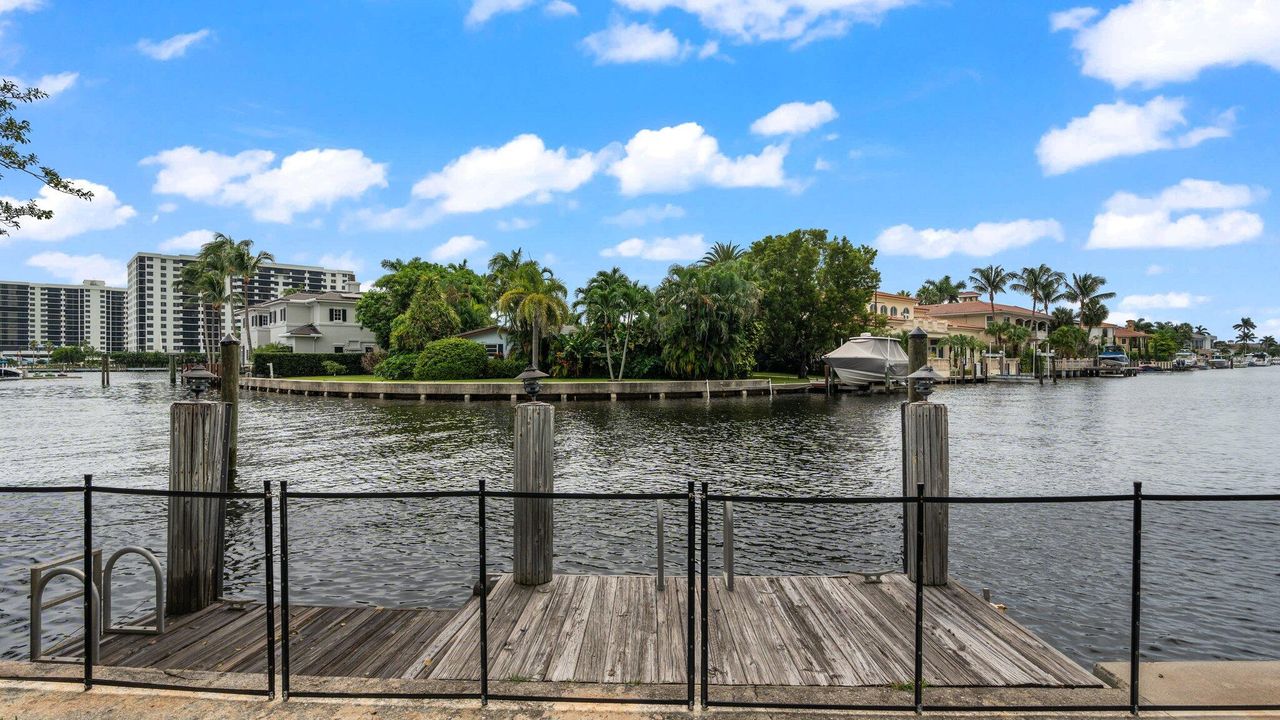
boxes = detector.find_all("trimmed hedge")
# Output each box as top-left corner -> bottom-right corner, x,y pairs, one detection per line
413,338 -> 488,381
253,352 -> 364,378
373,353 -> 417,380
109,351 -> 203,368
482,357 -> 525,379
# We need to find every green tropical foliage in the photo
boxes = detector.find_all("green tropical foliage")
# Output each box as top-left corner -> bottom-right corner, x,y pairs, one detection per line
1048,307 -> 1078,332
1047,325 -> 1087,358
915,275 -> 967,305
413,337 -> 489,380
1062,273 -> 1115,333
574,267 -> 651,379
496,259 -> 571,369
699,242 -> 746,266
654,261 -> 761,379
356,258 -> 490,350
1233,317 -> 1257,344
747,229 -> 881,377
390,276 -> 462,353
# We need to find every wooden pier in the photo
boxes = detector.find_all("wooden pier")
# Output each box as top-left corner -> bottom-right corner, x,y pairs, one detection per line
47,573 -> 1101,690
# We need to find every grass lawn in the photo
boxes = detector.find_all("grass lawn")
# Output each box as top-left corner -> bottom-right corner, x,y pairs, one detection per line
283,373 -> 811,383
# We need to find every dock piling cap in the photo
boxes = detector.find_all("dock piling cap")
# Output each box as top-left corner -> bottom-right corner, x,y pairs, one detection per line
220,334 -> 239,346
909,326 -> 928,340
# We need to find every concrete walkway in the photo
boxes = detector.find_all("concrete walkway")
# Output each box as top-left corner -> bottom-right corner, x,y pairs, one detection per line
1096,661 -> 1280,707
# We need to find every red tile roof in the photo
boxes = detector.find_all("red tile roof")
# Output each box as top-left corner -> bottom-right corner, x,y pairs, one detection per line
915,301 -> 1049,319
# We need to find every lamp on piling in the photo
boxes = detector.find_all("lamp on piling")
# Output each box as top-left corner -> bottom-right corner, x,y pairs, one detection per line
906,365 -> 943,401
515,365 -> 550,400
182,364 -> 217,401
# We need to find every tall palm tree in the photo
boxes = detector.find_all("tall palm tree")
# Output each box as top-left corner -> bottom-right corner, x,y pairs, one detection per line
1062,273 -> 1116,333
488,248 -> 526,335
968,264 -> 1016,349
178,260 -> 230,364
498,262 -> 570,370
575,267 -> 629,379
1049,306 -> 1079,332
918,275 -> 967,304
1080,299 -> 1109,344
218,234 -> 274,359
699,242 -> 745,266
1233,317 -> 1257,345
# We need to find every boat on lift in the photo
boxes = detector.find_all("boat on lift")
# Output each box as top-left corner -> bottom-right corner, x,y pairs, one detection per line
1097,344 -> 1129,368
822,334 -> 910,388
1172,349 -> 1198,371
1248,352 -> 1272,367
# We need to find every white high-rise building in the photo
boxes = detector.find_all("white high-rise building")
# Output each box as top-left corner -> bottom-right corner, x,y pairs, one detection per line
125,253 -> 358,352
0,279 -> 127,352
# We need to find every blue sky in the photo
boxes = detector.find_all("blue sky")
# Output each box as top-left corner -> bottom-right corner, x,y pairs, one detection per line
1,0 -> 1278,339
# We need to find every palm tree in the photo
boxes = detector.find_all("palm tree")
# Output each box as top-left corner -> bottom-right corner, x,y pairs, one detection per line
178,259 -> 231,364
1080,299 -> 1109,344
1062,273 -> 1116,333
1233,317 -> 1257,345
1049,306 -> 1078,332
575,268 -> 629,379
1261,335 -> 1277,355
498,262 -> 570,370
699,242 -> 745,266
968,264 -> 1016,349
918,275 -> 967,304
219,234 -> 275,359
1132,317 -> 1155,333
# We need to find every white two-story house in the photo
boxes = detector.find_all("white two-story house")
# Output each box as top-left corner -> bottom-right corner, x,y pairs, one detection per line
248,291 -> 377,354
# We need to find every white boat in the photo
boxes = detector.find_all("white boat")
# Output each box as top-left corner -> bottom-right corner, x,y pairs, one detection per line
1171,350 -> 1198,371
822,334 -> 909,388
1097,344 -> 1129,368
1208,353 -> 1230,369
1248,352 -> 1271,367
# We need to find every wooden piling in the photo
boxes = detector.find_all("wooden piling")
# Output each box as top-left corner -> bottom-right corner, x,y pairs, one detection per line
513,401 -> 554,585
906,327 -> 928,402
219,336 -> 240,483
167,400 -> 232,614
100,354 -> 109,388
903,401 -> 948,586
168,354 -> 177,385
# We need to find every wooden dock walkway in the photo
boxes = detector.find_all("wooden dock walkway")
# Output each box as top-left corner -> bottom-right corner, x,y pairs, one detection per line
49,573 -> 1101,689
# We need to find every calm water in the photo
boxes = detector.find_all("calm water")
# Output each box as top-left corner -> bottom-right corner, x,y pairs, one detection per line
2,370 -> 1278,667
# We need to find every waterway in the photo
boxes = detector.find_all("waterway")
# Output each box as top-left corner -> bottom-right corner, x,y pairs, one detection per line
1,369 -> 1277,667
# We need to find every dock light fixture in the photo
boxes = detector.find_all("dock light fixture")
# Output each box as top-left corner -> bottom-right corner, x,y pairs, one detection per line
515,365 -> 550,399
181,364 -> 218,400
906,365 -> 943,401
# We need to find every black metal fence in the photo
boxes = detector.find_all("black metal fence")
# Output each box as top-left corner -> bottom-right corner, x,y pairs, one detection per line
2,478 -> 1278,714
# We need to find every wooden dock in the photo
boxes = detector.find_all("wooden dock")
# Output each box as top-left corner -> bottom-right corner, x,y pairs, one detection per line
47,573 -> 1100,690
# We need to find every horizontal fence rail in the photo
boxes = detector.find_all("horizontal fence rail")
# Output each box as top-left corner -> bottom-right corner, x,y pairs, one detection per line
1,480 -> 1277,714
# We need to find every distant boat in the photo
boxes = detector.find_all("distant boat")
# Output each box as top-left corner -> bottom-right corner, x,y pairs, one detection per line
1248,352 -> 1271,367
823,334 -> 909,388
1172,350 -> 1198,371
1208,353 -> 1230,369
1097,344 -> 1129,368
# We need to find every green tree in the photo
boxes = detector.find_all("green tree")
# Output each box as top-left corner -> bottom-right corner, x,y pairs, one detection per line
357,257 -> 491,349
747,229 -> 880,377
916,275 -> 967,305
497,261 -> 570,370
1047,325 -> 1087,358
1,80 -> 93,237
1048,306 -> 1078,332
390,277 -> 461,353
178,256 -> 231,363
655,262 -> 760,379
699,242 -> 746,266
1080,299 -> 1109,342
209,233 -> 275,358
968,264 -> 1017,347
1011,264 -> 1064,326
574,267 -> 651,379
1148,329 -> 1181,360
1233,317 -> 1257,345
1062,273 -> 1116,331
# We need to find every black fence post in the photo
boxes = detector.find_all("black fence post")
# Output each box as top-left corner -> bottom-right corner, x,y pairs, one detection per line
279,480 -> 291,700
478,477 -> 488,706
914,480 -> 925,714
1130,481 -> 1142,715
262,480 -> 276,699
901,401 -> 909,574
699,481 -> 709,709
685,480 -> 695,710
82,473 -> 93,691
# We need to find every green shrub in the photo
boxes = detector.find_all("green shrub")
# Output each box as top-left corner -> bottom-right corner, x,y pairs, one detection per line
373,353 -> 417,380
482,357 -> 525,379
361,348 -> 388,373
110,351 -> 203,368
252,352 -> 363,378
253,342 -> 292,356
321,360 -> 344,376
413,338 -> 487,381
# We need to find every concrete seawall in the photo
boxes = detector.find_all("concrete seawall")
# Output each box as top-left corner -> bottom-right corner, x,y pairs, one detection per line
240,376 -> 811,401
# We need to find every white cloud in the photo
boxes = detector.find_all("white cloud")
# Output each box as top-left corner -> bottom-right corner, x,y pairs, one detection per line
412,134 -> 600,215
316,251 -> 363,274
430,235 -> 487,262
0,0 -> 42,15
876,218 -> 1063,259
698,39 -> 720,59
137,29 -> 211,61
1119,291 -> 1209,311
750,100 -> 837,136
601,233 -> 706,261
1087,178 -> 1267,250
142,146 -> 387,223
813,157 -> 832,171
0,179 -> 136,243
544,0 -> 578,16
615,0 -> 913,44
158,229 -> 214,252
3,71 -> 78,98
466,0 -> 536,25
497,216 -> 538,231
582,21 -> 688,64
603,203 -> 686,226
1049,6 -> 1098,32
608,122 -> 787,195
157,202 -> 178,213
1036,97 -> 1232,175
1061,0 -> 1280,88
26,252 -> 126,286
1145,264 -> 1166,276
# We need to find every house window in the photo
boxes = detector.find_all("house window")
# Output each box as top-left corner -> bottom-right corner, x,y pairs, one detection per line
329,308 -> 347,322
902,309 -> 910,318
890,307 -> 898,317
484,343 -> 504,357
281,308 -> 287,321
333,346 -> 344,353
